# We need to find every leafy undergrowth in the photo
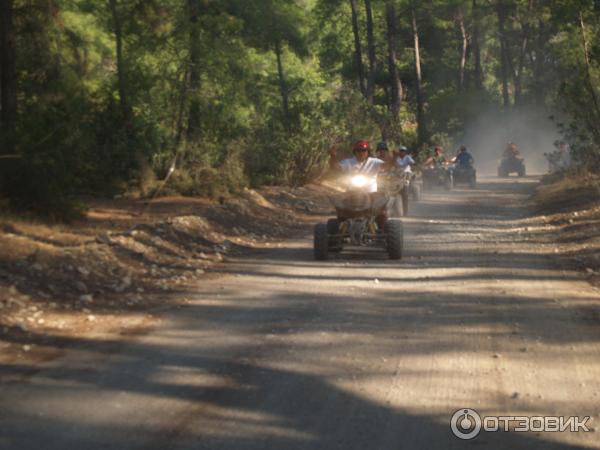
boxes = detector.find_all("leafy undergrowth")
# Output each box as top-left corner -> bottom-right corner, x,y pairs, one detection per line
528,171 -> 600,285
0,185 -> 332,364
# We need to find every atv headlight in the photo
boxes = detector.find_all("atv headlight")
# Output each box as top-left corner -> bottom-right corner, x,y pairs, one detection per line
351,175 -> 369,188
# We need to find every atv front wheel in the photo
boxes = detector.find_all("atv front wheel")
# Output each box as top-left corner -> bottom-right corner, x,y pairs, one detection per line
411,183 -> 422,201
314,223 -> 329,260
385,219 -> 404,260
388,196 -> 404,218
401,190 -> 409,216
327,218 -> 342,252
445,175 -> 453,191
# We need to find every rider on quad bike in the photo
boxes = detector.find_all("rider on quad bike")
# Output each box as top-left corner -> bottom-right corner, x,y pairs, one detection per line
396,146 -> 415,172
454,145 -> 473,167
498,142 -> 526,177
330,140 -> 385,193
422,146 -> 453,190
319,140 -> 404,260
329,140 -> 387,228
504,142 -> 521,159
451,145 -> 477,188
395,146 -> 421,206
424,146 -> 448,167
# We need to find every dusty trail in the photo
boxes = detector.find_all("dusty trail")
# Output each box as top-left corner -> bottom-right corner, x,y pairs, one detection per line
1,176 -> 600,449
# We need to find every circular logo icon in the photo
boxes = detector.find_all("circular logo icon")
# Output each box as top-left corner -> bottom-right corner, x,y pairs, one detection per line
450,408 -> 482,440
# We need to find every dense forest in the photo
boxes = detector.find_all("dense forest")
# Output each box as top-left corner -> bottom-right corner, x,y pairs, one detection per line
1,0 -> 599,218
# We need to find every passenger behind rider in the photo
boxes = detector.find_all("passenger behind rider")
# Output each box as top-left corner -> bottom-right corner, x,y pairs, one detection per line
329,139 -> 387,229
376,141 -> 393,163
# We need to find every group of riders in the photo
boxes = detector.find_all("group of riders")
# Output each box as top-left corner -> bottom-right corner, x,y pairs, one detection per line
329,137 -> 574,197
328,139 -> 477,229
330,140 -> 413,192
329,139 -> 475,191
320,138 -> 569,260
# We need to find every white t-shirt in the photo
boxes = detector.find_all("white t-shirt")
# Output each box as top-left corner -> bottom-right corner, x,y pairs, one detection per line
396,155 -> 415,172
339,156 -> 384,192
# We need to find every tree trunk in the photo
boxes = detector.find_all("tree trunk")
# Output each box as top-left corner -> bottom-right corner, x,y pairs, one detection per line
349,0 -> 366,97
275,41 -> 291,131
411,4 -> 426,145
579,11 -> 600,134
471,0 -> 483,90
108,0 -> 130,123
531,19 -> 545,106
496,1 -> 510,111
186,0 -> 202,139
514,0 -> 534,106
174,66 -> 190,146
457,7 -> 468,91
364,0 -> 377,104
0,0 -> 17,153
386,1 -> 402,126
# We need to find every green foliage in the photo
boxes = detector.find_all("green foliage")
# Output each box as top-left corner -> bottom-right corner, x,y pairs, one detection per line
2,0 -> 600,219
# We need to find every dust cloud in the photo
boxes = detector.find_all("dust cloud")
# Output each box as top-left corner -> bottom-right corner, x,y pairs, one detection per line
456,107 -> 564,175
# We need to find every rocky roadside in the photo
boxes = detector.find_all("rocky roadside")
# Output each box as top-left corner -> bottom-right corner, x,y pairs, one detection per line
525,171 -> 600,285
0,184 -> 333,364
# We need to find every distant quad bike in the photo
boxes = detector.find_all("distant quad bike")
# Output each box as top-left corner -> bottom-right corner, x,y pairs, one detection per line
422,166 -> 453,191
313,173 -> 404,261
498,156 -> 526,177
452,163 -> 477,188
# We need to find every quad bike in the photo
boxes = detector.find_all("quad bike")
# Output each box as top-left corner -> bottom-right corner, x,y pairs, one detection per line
422,165 -> 453,191
313,173 -> 404,261
498,156 -> 526,177
378,168 -> 412,216
452,163 -> 477,188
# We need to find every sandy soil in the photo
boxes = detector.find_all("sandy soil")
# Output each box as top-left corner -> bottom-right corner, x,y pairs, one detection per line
1,175 -> 600,449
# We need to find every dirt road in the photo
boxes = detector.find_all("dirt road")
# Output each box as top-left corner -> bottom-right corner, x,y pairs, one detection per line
2,176 -> 600,449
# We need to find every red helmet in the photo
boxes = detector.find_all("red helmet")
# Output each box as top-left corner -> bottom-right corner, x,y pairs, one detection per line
353,140 -> 370,153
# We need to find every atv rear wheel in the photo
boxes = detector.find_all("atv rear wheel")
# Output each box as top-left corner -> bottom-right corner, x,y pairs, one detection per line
314,223 -> 329,260
385,219 -> 403,260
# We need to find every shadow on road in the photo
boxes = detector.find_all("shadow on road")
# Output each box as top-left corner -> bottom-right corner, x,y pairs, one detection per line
1,176 -> 598,450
